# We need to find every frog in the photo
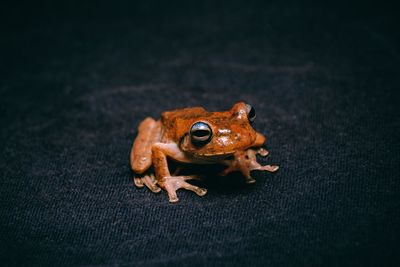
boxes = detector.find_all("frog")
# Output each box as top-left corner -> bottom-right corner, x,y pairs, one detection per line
130,102 -> 279,202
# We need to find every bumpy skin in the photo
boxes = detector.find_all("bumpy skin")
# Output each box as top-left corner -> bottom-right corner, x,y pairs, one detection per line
130,102 -> 279,202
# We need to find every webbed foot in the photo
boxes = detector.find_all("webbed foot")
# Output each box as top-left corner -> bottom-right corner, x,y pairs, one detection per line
158,175 -> 207,203
220,148 -> 279,182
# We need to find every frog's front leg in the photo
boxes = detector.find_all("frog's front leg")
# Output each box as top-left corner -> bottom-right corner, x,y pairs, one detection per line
151,143 -> 207,203
220,148 -> 279,183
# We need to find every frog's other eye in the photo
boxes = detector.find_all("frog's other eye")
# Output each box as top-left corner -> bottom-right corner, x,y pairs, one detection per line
245,104 -> 256,122
190,122 -> 212,145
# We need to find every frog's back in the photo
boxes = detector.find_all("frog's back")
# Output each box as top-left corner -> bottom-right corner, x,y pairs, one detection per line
161,106 -> 207,123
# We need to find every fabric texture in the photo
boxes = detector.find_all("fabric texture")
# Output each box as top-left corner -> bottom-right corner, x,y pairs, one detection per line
0,1 -> 399,266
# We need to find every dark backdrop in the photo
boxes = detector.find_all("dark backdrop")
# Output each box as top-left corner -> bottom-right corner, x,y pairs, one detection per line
1,1 -> 399,266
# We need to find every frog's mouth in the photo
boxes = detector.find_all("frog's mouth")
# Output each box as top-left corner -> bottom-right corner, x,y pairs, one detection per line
195,151 -> 235,161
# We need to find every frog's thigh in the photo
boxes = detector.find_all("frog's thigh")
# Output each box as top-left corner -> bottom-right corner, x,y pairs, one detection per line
130,117 -> 162,174
151,142 -> 192,178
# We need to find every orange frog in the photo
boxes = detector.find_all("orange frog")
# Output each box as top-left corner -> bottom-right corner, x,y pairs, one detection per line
130,102 -> 279,202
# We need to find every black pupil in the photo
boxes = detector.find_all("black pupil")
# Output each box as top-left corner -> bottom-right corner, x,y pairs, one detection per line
193,129 -> 209,137
248,107 -> 256,119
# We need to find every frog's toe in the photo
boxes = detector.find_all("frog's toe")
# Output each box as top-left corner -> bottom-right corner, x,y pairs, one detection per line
143,175 -> 161,193
166,189 -> 179,203
182,183 -> 207,196
134,174 -> 161,193
182,174 -> 204,181
256,164 -> 279,173
245,176 -> 256,184
133,176 -> 144,188
256,148 -> 269,157
162,178 -> 180,202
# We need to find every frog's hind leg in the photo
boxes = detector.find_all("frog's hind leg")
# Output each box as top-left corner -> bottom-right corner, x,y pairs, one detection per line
130,117 -> 162,173
130,117 -> 162,193
134,173 -> 161,193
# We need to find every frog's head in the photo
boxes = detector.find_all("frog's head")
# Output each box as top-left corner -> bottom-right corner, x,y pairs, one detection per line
179,102 -> 261,161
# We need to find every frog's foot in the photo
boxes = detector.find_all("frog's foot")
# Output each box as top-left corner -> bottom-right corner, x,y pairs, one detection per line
239,162 -> 279,184
220,149 -> 279,183
248,161 -> 279,173
133,173 -> 161,193
158,175 -> 207,203
245,148 -> 278,173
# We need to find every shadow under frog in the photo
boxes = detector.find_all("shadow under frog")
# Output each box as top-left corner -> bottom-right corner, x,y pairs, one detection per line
130,102 -> 279,203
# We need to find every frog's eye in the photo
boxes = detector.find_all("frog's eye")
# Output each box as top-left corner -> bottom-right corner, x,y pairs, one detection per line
190,122 -> 212,145
245,104 -> 256,122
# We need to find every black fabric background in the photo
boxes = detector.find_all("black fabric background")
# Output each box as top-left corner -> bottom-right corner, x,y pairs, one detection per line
1,1 -> 399,266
